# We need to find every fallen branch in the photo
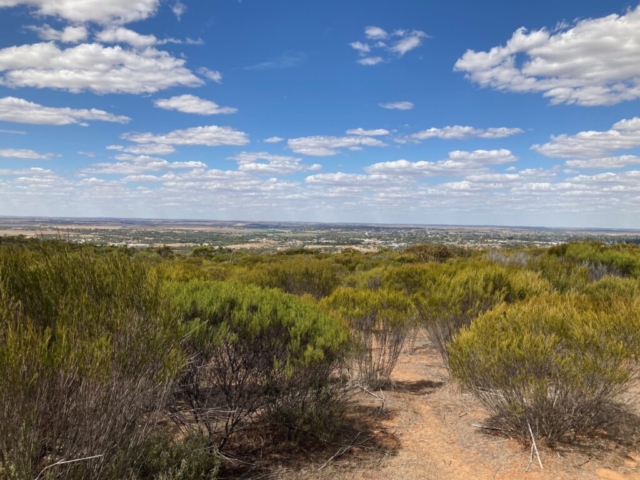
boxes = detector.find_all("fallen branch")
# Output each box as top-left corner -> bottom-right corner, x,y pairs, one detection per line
318,432 -> 362,471
471,423 -> 504,432
357,385 -> 386,412
527,421 -> 543,470
35,455 -> 104,480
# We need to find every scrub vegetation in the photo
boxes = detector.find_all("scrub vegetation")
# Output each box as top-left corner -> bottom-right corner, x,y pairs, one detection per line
2,237 -> 640,479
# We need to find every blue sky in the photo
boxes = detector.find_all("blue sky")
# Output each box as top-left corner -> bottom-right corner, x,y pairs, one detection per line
1,0 -> 640,227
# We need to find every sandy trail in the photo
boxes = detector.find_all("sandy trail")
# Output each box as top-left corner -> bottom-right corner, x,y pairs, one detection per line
282,338 -> 640,480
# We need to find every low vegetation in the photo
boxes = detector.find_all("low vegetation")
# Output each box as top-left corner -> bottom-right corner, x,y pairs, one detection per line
1,238 -> 640,479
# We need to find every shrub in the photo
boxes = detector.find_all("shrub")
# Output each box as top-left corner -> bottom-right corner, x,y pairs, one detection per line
240,258 -> 343,299
449,296 -> 640,444
166,281 -> 349,451
323,287 -> 416,388
403,243 -> 456,263
0,244 -> 182,480
413,263 -> 551,365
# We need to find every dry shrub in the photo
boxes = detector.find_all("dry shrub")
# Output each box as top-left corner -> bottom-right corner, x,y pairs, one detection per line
323,287 -> 416,388
449,296 -> 640,445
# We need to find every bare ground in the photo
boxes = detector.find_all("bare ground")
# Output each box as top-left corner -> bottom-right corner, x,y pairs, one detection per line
227,335 -> 640,480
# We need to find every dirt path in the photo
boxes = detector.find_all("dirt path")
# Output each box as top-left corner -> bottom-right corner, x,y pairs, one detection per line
281,338 -> 640,480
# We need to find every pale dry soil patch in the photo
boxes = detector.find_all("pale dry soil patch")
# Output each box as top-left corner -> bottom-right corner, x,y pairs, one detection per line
271,339 -> 640,480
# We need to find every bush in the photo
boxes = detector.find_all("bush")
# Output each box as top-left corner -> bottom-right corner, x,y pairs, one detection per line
449,296 -> 640,444
413,263 -> 551,365
240,258 -> 343,299
0,244 -> 182,480
166,280 -> 349,451
323,287 -> 416,388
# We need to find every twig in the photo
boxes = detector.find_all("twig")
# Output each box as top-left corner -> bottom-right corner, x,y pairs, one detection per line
527,421 -> 543,470
525,443 -> 534,473
318,432 -> 362,471
35,455 -> 103,480
357,385 -> 386,412
471,423 -> 504,432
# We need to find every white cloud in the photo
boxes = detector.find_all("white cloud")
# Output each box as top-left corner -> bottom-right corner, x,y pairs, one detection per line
354,26 -> 428,65
365,149 -> 517,176
96,27 -> 158,48
380,101 -> 414,110
265,136 -> 284,143
154,95 -> 237,115
0,97 -> 130,125
229,152 -> 321,175
28,24 -> 88,43
407,125 -> 523,142
358,57 -> 383,66
350,41 -> 370,54
245,51 -> 306,71
389,31 -> 427,56
454,6 -> 640,106
123,125 -> 250,147
82,154 -> 206,175
107,144 -> 176,155
198,68 -> 223,84
565,155 -> 640,169
346,128 -> 389,136
0,43 -> 203,94
95,27 -> 196,48
288,135 -> 387,156
0,129 -> 26,134
533,117 -> 640,158
365,26 -> 389,40
172,1 -> 186,20
0,148 -> 52,159
0,0 -> 160,24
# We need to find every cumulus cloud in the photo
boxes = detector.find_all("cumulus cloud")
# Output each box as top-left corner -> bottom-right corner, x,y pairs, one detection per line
122,125 -> 250,147
229,152 -> 321,175
407,125 -> 523,142
565,156 -> 640,169
0,43 -> 203,94
154,95 -> 237,115
364,26 -> 389,40
82,154 -> 206,175
264,136 -> 284,143
107,144 -> 176,155
364,149 -> 517,176
172,1 -> 186,20
198,68 -> 223,84
0,148 -> 52,159
454,6 -> 640,106
27,24 -> 88,43
0,0 -> 160,24
346,128 -> 389,136
352,26 -> 428,66
0,96 -> 130,125
533,117 -> 640,158
95,27 -> 159,48
358,57 -> 384,66
380,101 -> 414,110
288,135 -> 388,156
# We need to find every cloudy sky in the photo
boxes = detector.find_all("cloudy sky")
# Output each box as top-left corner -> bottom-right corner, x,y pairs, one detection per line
1,0 -> 640,227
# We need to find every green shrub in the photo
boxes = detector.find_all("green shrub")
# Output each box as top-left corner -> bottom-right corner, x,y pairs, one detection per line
414,262 -> 551,365
323,287 -> 416,388
239,258 -> 343,299
0,244 -> 183,480
449,296 -> 640,444
167,280 -> 349,451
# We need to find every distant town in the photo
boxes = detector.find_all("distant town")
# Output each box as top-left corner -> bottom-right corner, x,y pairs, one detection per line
2,216 -> 639,253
